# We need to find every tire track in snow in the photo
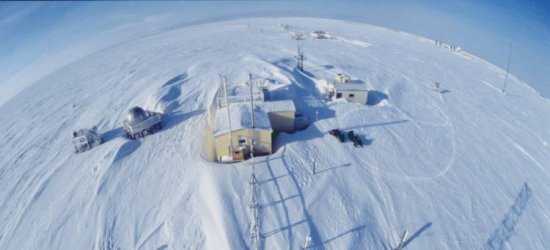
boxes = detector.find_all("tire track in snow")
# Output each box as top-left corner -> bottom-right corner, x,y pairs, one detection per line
510,139 -> 547,174
370,162 -> 400,248
363,96 -> 458,182
283,147 -> 325,248
259,146 -> 323,248
480,80 -> 503,93
198,170 -> 247,249
484,183 -> 532,250
0,154 -> 71,248
262,154 -> 296,249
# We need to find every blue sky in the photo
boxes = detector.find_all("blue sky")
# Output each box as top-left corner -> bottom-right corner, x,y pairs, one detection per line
1,1 -> 549,105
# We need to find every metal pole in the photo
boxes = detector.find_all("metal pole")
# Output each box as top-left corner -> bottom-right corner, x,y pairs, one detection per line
249,74 -> 255,128
223,76 -> 234,153
502,43 -> 513,93
296,46 -> 305,71
395,230 -> 408,250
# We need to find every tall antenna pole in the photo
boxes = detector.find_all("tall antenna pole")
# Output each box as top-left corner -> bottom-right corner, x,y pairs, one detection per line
295,46 -> 305,71
249,74 -> 255,129
502,43 -> 513,93
395,230 -> 409,250
223,76 -> 234,154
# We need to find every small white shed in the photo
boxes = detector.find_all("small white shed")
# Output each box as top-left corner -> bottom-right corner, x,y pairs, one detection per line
334,83 -> 369,104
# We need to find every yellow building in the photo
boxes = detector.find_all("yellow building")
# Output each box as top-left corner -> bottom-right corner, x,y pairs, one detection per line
213,100 -> 296,162
261,100 -> 296,132
213,103 -> 272,162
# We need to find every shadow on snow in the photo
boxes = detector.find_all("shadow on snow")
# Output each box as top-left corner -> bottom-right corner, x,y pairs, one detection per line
162,73 -> 189,88
367,90 -> 388,106
484,183 -> 532,250
403,222 -> 433,248
113,140 -> 141,162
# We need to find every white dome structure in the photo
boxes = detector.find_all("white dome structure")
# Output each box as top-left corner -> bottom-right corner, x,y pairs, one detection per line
123,106 -> 163,139
126,107 -> 147,124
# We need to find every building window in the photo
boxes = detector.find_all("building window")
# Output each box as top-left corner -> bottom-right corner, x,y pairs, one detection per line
238,137 -> 247,145
349,94 -> 355,98
336,93 -> 342,98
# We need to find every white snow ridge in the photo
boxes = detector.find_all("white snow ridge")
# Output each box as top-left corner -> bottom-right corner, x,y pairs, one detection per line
1,18 -> 549,250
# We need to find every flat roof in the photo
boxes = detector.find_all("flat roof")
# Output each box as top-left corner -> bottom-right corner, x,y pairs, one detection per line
259,100 -> 296,113
214,103 -> 272,136
334,83 -> 369,91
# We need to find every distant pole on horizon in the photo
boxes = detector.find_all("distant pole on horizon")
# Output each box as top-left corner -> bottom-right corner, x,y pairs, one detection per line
295,46 -> 306,71
502,43 -> 513,93
249,73 -> 255,129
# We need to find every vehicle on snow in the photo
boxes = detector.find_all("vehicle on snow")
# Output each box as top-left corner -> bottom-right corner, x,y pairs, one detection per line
72,126 -> 102,153
123,106 -> 163,139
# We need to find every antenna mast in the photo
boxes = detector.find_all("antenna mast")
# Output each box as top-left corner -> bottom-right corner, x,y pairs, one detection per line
295,46 -> 306,71
249,74 -> 255,129
222,75 -> 234,153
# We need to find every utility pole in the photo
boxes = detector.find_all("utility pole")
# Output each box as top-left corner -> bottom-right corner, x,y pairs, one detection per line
249,74 -> 256,128
222,75 -> 234,154
502,43 -> 513,93
395,230 -> 408,250
295,46 -> 306,71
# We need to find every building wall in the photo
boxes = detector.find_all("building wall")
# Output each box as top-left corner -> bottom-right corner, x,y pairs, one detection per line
214,128 -> 272,160
268,111 -> 295,132
336,90 -> 368,104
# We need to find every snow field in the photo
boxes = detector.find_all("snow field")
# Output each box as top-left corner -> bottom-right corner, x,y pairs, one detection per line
0,17 -> 549,249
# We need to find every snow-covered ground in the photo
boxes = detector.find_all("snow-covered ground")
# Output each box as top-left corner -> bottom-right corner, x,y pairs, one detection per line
0,17 -> 549,249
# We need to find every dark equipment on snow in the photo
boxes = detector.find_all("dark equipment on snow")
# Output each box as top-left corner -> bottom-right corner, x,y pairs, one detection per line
347,130 -> 364,147
329,129 -> 345,142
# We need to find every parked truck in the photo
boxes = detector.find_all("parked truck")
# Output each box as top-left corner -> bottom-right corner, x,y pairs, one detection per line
123,106 -> 163,139
72,126 -> 102,153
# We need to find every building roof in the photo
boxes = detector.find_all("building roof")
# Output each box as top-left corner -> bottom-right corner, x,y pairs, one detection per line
334,83 -> 369,92
229,84 -> 263,96
215,82 -> 265,108
73,128 -> 92,138
259,100 -> 296,113
214,103 -> 272,136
